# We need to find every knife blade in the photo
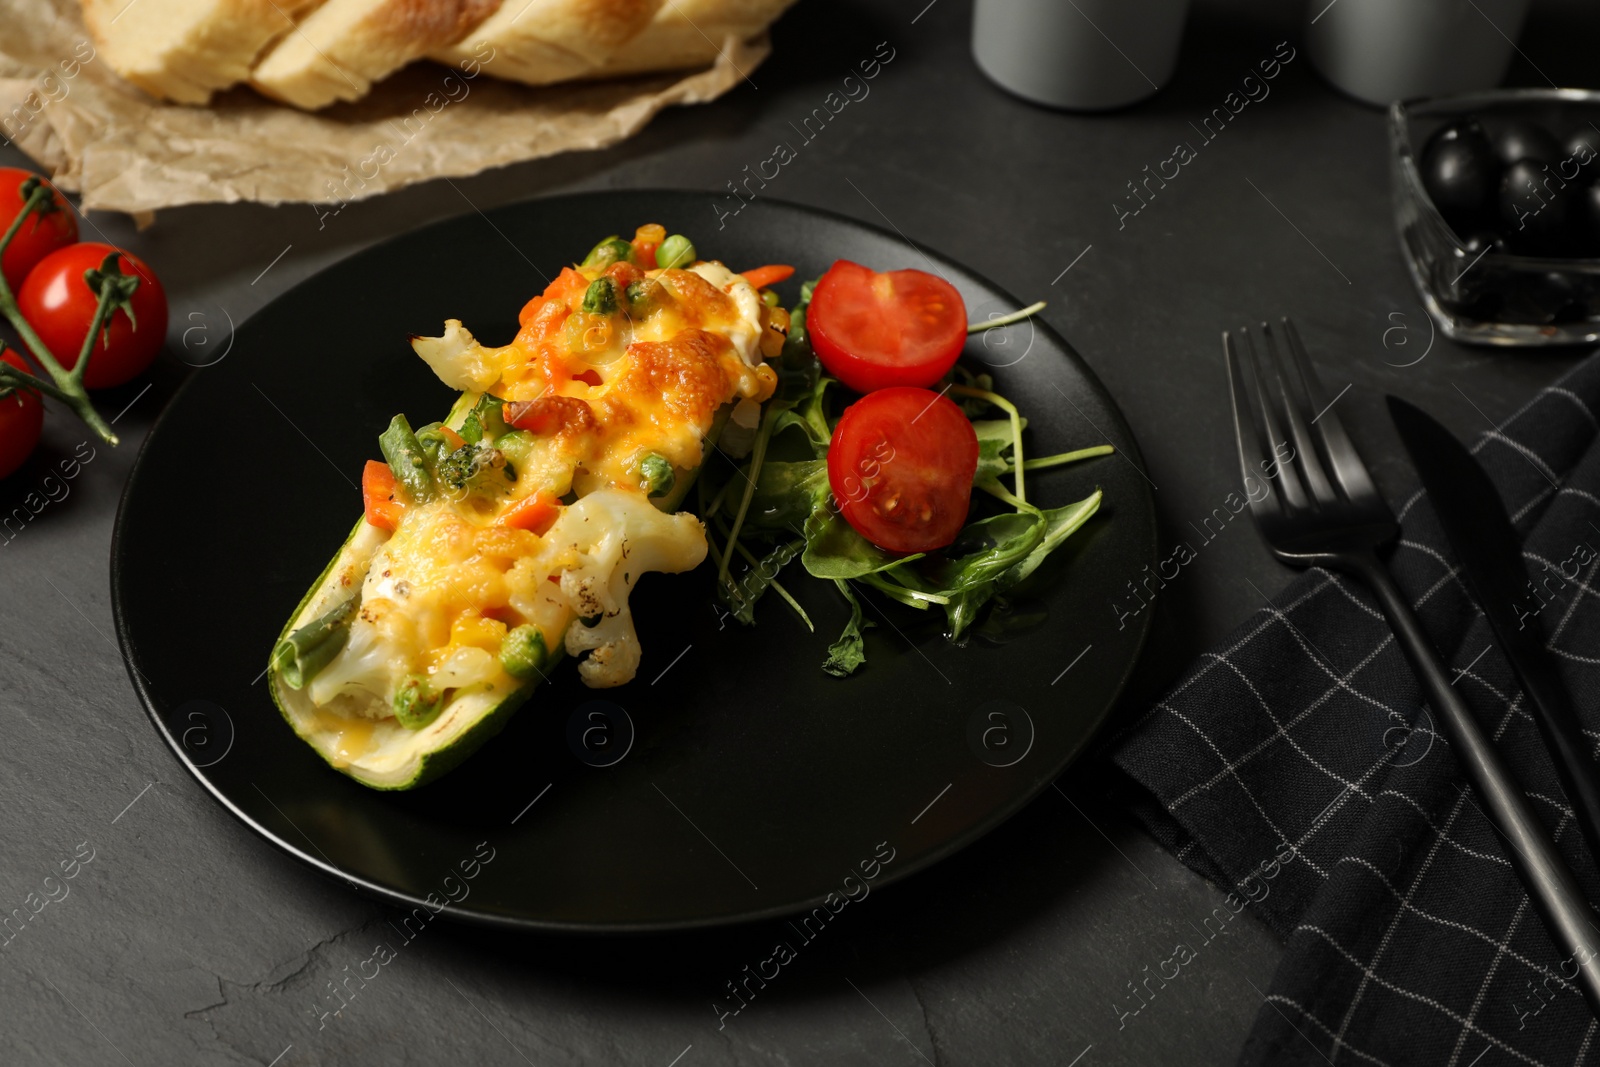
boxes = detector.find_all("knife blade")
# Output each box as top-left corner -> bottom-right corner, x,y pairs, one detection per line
1388,395 -> 1600,869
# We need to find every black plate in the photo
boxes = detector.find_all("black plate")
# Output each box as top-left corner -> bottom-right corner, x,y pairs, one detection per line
111,191 -> 1157,932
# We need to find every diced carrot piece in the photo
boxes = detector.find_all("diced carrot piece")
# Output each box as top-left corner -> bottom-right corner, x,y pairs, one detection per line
362,460 -> 404,531
498,491 -> 562,535
634,242 -> 659,270
741,265 -> 795,290
547,267 -> 590,308
439,425 -> 465,452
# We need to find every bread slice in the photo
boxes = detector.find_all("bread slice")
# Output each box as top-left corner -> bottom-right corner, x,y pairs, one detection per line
429,0 -> 664,87
587,0 -> 798,78
81,0 -> 324,105
250,0 -> 501,110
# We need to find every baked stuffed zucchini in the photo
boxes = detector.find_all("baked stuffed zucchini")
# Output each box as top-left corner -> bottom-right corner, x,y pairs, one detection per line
268,226 -> 784,789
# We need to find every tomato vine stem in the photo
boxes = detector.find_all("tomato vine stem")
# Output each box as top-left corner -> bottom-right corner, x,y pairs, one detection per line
0,179 -> 123,445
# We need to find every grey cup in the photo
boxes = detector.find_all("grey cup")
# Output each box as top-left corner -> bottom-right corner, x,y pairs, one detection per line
971,0 -> 1191,111
1306,0 -> 1533,107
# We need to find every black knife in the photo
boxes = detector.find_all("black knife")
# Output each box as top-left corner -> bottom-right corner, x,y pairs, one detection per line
1389,395 -> 1600,870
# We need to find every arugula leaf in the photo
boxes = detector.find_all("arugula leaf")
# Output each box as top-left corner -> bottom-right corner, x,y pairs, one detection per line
747,459 -> 830,531
998,490 -> 1102,593
822,579 -> 874,677
972,417 -> 1028,488
770,375 -> 835,456
727,539 -> 806,625
926,493 -> 1103,639
802,508 -> 924,580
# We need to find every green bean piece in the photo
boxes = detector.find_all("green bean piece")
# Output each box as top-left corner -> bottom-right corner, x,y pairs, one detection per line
499,625 -> 548,680
393,675 -> 443,730
272,594 -> 359,689
640,453 -> 675,498
379,413 -> 436,504
581,237 -> 633,269
656,234 -> 696,270
582,277 -> 618,315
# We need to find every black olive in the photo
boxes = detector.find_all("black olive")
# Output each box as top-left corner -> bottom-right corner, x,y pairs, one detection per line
1420,118 -> 1499,233
1491,120 -> 1563,167
1499,157 -> 1578,255
1462,231 -> 1510,255
1566,130 -> 1600,185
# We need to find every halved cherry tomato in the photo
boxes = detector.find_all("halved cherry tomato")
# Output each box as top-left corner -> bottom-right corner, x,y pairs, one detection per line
17,242 -> 167,389
808,260 -> 967,393
0,168 -> 77,294
498,491 -> 562,535
362,460 -> 403,531
827,387 -> 979,554
741,264 -> 794,290
0,349 -> 44,480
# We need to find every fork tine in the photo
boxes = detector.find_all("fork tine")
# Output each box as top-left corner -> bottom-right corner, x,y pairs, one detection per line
1224,331 -> 1274,516
1261,321 -> 1338,506
1237,325 -> 1309,510
1281,318 -> 1381,503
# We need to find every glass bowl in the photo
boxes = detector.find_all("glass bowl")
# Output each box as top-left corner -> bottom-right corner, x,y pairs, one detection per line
1390,88 -> 1600,347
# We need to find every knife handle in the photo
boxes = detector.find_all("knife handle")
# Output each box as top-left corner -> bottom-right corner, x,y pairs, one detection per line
1351,552 -> 1600,1019
1519,667 -> 1600,887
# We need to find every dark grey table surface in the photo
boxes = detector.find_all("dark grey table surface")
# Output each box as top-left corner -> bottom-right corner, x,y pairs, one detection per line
3,1 -> 1597,1064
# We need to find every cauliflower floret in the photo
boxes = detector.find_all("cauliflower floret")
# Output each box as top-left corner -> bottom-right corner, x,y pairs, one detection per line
544,489 -> 707,687
410,319 -> 503,392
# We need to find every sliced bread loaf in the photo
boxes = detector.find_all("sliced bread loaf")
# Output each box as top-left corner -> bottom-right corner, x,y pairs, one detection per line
250,0 -> 501,110
429,0 -> 663,87
82,0 -> 323,104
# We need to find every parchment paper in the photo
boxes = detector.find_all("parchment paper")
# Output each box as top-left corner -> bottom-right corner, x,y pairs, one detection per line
0,0 -> 766,216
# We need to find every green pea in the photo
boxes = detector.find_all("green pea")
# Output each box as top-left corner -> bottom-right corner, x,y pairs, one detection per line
499,625 -> 548,680
582,277 -> 618,315
657,234 -> 695,270
581,236 -> 632,269
761,289 -> 780,307
393,675 -> 442,730
640,453 -> 675,498
625,279 -> 659,317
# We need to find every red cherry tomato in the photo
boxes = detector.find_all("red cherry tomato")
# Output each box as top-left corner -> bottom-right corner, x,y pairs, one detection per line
0,168 -> 77,294
0,349 -> 44,480
17,242 -> 167,389
827,387 -> 979,554
808,260 -> 968,393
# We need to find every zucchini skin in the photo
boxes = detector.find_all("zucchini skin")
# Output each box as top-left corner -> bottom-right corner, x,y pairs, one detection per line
266,397 -> 729,790
266,516 -> 570,790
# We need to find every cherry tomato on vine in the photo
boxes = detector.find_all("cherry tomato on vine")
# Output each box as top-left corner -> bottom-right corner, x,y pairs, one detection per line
0,349 -> 44,479
18,242 -> 167,389
808,260 -> 968,393
0,168 -> 77,294
827,386 -> 979,554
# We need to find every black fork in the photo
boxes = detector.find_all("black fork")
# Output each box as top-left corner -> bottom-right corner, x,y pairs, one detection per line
1226,318 -> 1600,1018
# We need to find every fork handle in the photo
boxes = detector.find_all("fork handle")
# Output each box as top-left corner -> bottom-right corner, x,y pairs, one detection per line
1350,551 -> 1600,1019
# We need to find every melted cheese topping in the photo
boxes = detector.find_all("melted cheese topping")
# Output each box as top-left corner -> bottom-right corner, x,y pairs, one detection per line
303,234 -> 779,734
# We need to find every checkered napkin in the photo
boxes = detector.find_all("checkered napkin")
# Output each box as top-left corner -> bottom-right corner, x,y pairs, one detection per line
1108,353 -> 1600,1066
